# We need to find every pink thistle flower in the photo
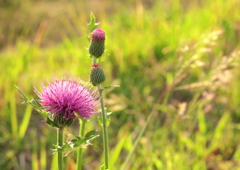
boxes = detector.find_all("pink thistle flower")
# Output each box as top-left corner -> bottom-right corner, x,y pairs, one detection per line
91,29 -> 105,42
35,78 -> 99,120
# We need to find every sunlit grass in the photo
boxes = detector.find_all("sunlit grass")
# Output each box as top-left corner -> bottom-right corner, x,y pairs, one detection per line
0,0 -> 240,169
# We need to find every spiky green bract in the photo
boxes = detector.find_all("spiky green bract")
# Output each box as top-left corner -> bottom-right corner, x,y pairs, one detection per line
90,65 -> 105,86
53,112 -> 74,127
89,29 -> 105,58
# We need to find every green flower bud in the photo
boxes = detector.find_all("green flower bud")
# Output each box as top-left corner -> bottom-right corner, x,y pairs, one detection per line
90,65 -> 105,86
89,29 -> 105,58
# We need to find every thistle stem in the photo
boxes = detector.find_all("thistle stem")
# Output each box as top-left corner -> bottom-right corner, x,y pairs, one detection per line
76,119 -> 86,170
92,57 -> 97,65
98,84 -> 109,169
92,57 -> 109,168
57,127 -> 64,170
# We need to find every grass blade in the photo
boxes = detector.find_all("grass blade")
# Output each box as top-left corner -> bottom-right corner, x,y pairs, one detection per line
109,126 -> 129,168
19,104 -> 32,142
10,91 -> 18,138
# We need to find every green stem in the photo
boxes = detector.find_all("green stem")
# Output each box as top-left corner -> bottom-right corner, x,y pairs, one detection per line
92,57 -> 97,65
57,127 -> 64,170
98,85 -> 109,169
92,56 -> 109,168
76,119 -> 86,170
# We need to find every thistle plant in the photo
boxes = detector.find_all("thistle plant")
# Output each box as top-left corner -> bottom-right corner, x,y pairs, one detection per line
77,13 -> 118,170
89,20 -> 110,170
36,78 -> 99,170
76,14 -> 111,170
17,13 -> 116,170
16,78 -> 99,170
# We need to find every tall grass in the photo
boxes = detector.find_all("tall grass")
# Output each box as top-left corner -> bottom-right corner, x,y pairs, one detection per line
0,0 -> 240,169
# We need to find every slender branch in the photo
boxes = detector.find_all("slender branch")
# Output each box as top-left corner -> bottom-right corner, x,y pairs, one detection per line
76,119 -> 86,170
98,84 -> 109,169
57,127 -> 64,170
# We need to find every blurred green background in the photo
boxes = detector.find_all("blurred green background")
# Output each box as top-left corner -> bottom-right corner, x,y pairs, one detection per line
1,0 -> 240,169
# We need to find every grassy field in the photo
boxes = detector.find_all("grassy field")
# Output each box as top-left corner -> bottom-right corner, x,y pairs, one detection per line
1,0 -> 240,169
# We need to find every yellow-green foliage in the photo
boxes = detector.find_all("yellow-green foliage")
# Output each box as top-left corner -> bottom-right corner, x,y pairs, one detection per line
0,0 -> 240,169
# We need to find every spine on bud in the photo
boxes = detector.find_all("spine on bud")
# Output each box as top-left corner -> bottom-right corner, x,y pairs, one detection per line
90,65 -> 105,86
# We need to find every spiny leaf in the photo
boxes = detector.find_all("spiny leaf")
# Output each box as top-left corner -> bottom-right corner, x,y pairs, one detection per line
98,115 -> 111,127
88,13 -> 99,34
98,111 -> 112,126
79,80 -> 93,88
15,85 -> 29,103
100,164 -> 106,170
85,130 -> 98,139
52,130 -> 99,156
15,85 -> 57,129
106,116 -> 111,126
99,85 -> 120,92
16,85 -> 48,118
98,116 -> 103,126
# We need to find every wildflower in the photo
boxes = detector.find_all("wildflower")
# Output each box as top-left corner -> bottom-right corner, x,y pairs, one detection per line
35,78 -> 98,126
89,29 -> 105,58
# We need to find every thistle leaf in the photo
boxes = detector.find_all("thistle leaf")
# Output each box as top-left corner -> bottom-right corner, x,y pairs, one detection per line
88,13 -> 99,34
106,112 -> 112,126
15,85 -> 29,103
100,164 -> 106,170
52,130 -> 99,156
99,85 -> 120,92
98,116 -> 103,126
15,85 -> 48,118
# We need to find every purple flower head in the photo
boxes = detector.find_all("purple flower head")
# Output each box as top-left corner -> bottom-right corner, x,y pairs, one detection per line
35,78 -> 99,120
91,29 -> 105,42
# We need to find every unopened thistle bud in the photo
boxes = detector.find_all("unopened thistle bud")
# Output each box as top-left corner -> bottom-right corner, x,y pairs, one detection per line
89,29 -> 105,58
90,65 -> 105,86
